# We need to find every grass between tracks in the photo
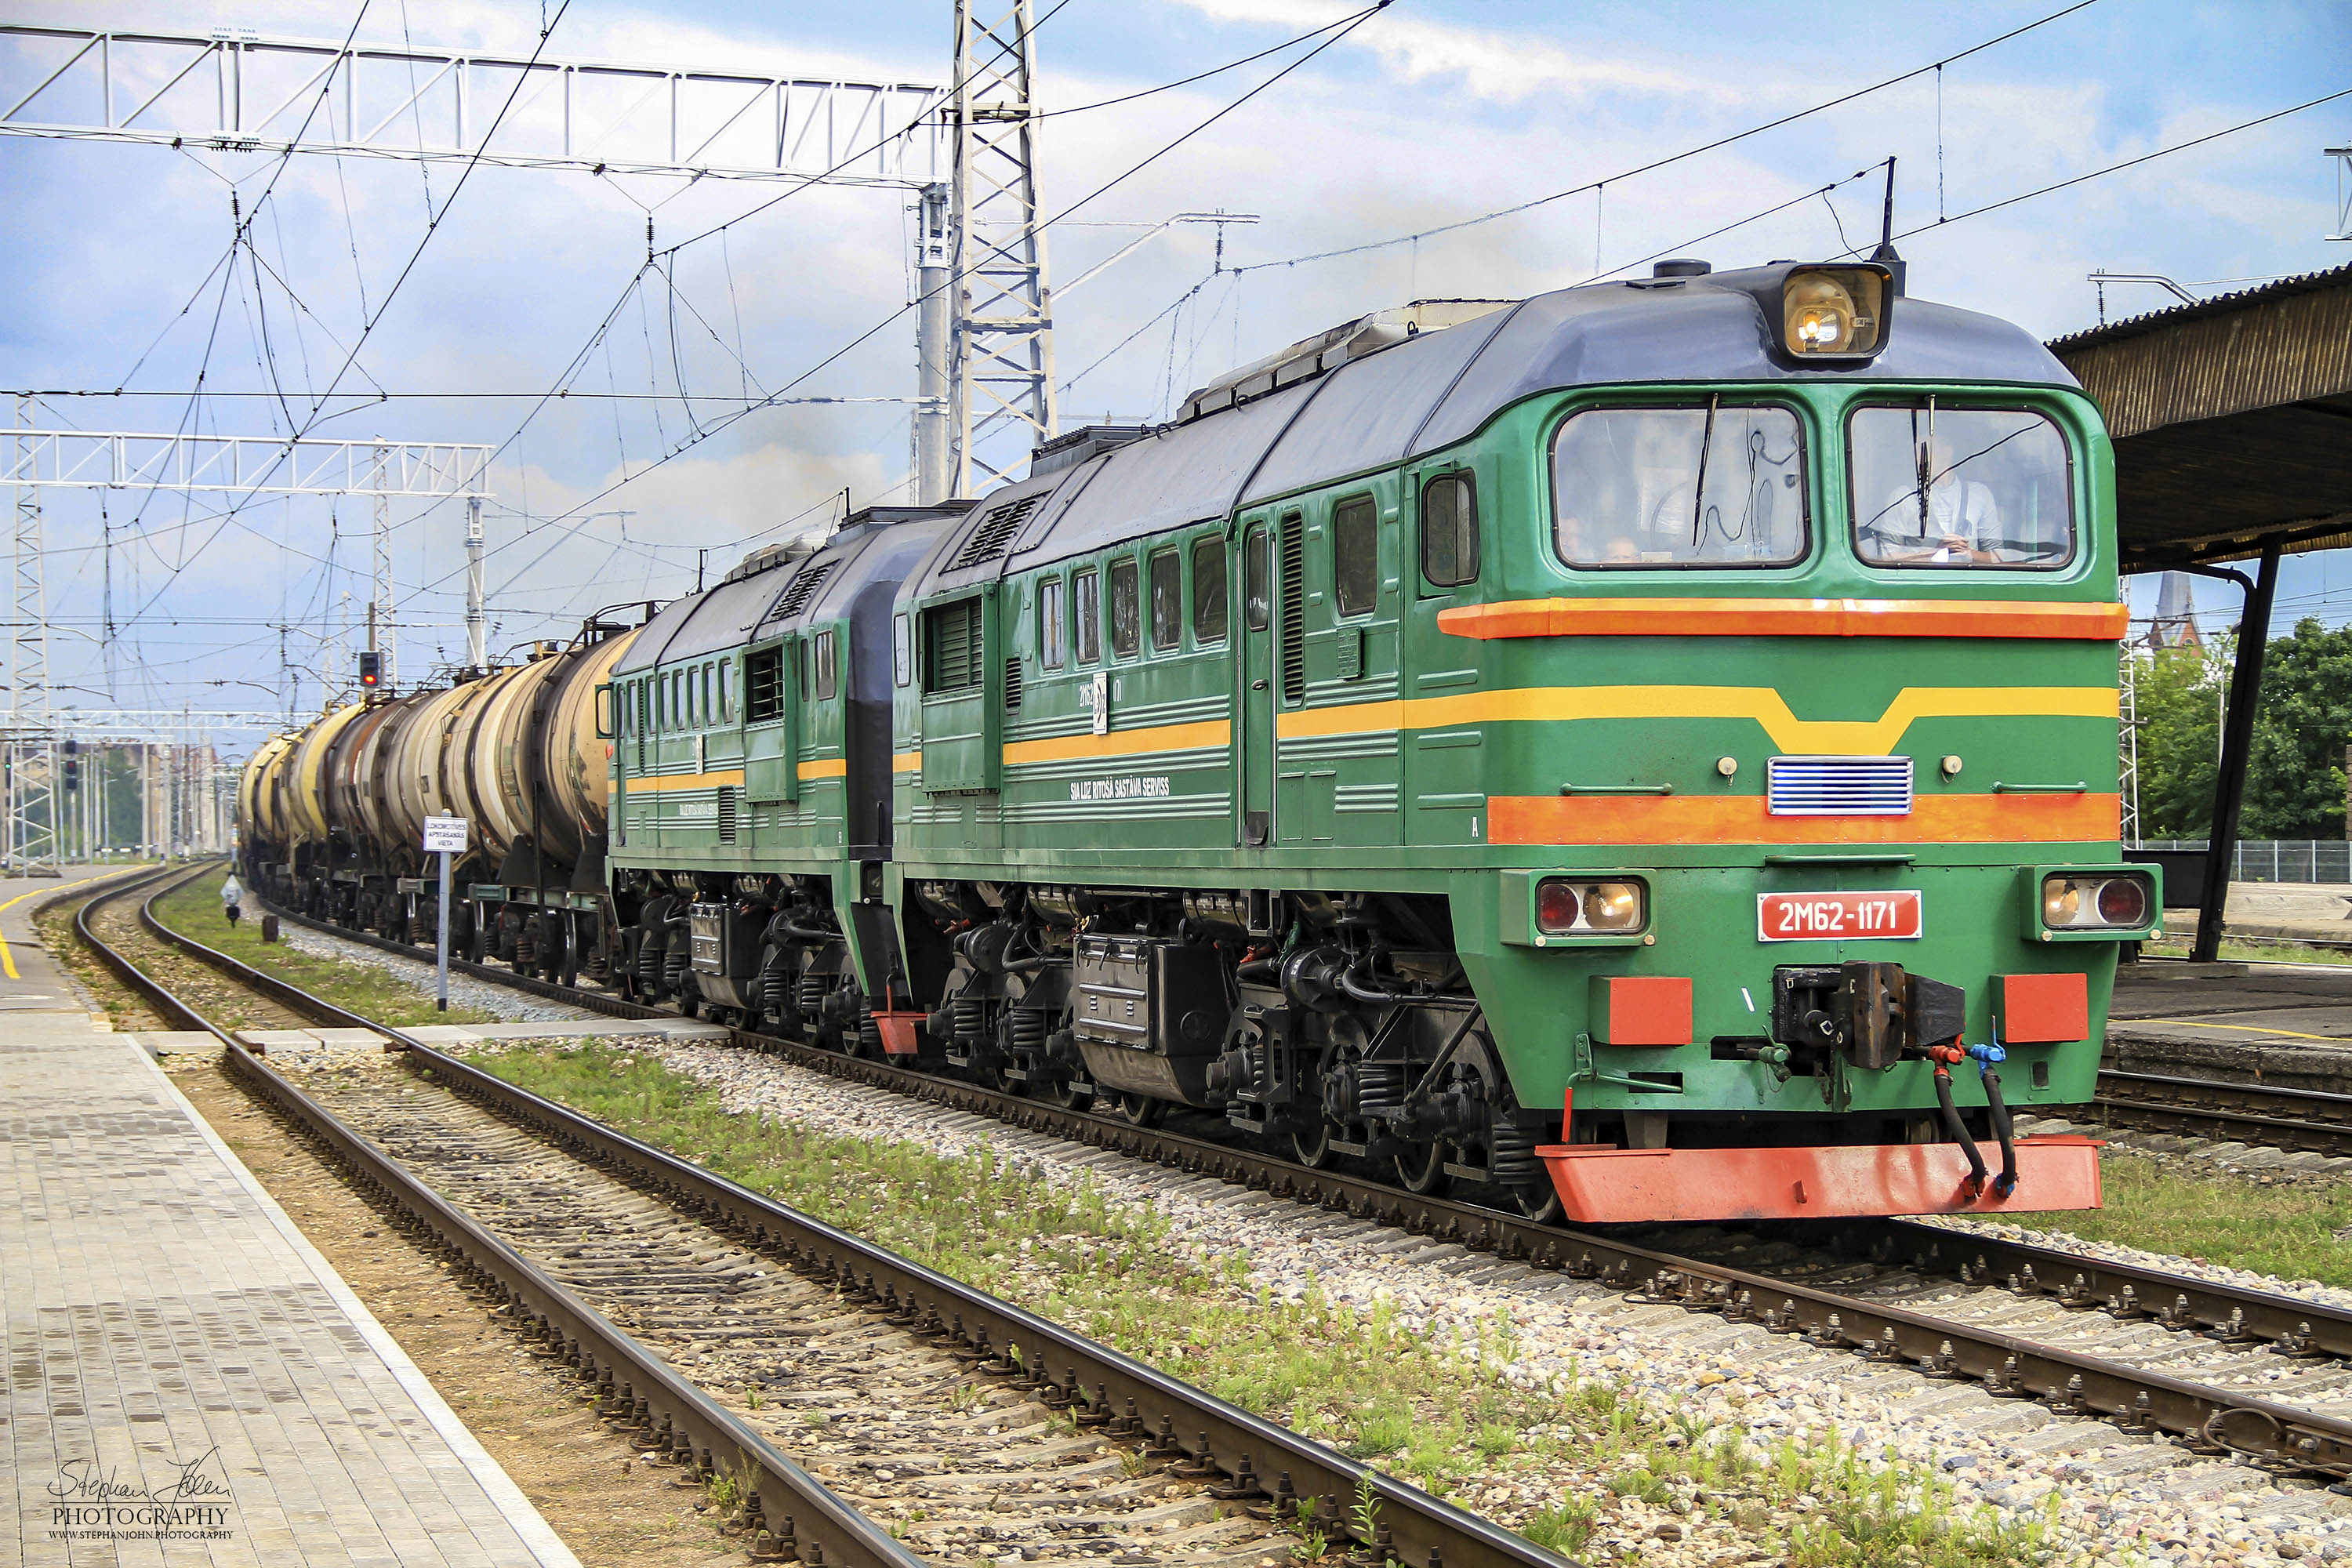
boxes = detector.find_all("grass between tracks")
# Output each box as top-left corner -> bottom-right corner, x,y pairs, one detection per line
460,1040 -> 2052,1568
2004,1148 -> 2352,1290
2141,934 -> 2352,967
151,869 -> 500,1027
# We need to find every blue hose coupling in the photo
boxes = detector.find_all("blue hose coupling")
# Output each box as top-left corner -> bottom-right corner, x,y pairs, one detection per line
1967,1042 -> 2007,1072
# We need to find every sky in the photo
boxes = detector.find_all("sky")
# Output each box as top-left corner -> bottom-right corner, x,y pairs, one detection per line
0,0 -> 2347,750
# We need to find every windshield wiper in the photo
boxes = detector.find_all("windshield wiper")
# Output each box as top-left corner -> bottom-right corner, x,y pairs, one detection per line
1690,394 -> 1720,546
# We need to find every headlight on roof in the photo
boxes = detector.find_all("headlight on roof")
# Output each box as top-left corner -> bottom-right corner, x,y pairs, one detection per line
1782,266 -> 1889,359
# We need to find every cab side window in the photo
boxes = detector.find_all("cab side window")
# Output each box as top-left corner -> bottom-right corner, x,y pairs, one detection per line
1192,536 -> 1228,644
1333,495 -> 1377,616
1039,577 -> 1065,671
1074,569 -> 1101,662
814,630 -> 837,700
1109,557 -> 1140,656
1421,473 -> 1479,587
1148,549 -> 1181,652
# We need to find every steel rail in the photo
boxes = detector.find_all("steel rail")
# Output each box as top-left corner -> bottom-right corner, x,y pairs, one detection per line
2095,1069 -> 2352,1157
74,873 -> 930,1568
245,897 -> 2352,1481
134,887 -> 1581,1568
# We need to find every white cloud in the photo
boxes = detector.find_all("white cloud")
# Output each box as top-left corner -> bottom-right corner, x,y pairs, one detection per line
1167,0 -> 1722,103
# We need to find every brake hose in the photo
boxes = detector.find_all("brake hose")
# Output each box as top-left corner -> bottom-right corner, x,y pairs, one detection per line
1970,1043 -> 2020,1198
1930,1055 -> 1990,1198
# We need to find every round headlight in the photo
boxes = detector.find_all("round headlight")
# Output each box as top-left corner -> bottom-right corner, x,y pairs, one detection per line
2096,877 -> 2149,927
1584,882 -> 1642,931
2043,877 -> 2085,927
1784,274 -> 1857,352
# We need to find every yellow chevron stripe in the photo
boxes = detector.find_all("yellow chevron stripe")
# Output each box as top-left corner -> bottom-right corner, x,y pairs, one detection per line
1275,685 -> 2115,757
1002,718 -> 1230,768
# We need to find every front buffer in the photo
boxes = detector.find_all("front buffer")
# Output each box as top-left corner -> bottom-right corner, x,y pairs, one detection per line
1537,957 -> 2106,1222
1534,1135 -> 2103,1223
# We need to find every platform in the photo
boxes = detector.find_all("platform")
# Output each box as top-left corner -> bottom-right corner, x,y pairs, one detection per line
2111,956 -> 2352,1092
1,869 -> 579,1566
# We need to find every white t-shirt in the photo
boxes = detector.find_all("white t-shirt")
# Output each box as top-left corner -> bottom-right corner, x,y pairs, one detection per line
1886,479 -> 2002,560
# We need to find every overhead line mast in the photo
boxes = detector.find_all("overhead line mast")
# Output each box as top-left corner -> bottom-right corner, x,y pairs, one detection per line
938,0 -> 1058,499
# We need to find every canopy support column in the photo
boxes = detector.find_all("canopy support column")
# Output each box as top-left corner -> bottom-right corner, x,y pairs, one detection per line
2195,534 -> 2282,963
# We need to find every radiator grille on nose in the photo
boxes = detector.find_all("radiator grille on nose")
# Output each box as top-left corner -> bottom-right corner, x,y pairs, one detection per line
1766,755 -> 1914,816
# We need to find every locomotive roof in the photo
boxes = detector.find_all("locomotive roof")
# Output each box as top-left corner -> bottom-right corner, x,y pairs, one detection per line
613,506 -> 969,673
909,266 -> 2079,598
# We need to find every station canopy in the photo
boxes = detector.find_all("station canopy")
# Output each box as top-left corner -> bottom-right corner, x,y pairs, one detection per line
2045,260 -> 2352,569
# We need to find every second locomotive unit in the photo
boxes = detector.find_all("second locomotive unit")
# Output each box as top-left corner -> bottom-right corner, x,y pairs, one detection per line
244,255 -> 2150,1225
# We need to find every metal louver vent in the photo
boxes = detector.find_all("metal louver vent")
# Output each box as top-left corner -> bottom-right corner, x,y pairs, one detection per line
1004,657 -> 1023,711
1279,515 -> 1305,702
774,560 -> 835,619
950,493 -> 1044,569
924,598 -> 984,693
1767,755 -> 1914,816
717,785 -> 739,844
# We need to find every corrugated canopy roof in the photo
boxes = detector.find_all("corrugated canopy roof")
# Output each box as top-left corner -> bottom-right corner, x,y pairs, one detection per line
2047,262 -> 2352,568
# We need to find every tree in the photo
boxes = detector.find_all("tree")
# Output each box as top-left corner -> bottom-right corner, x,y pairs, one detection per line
2133,641 -> 2223,840
2243,617 -> 2352,840
2129,617 -> 2352,844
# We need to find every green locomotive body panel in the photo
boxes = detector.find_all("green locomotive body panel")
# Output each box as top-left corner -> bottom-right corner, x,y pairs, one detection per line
891,372 -> 2129,1137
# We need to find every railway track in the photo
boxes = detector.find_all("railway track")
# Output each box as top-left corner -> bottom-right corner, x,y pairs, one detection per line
2090,1069 -> 2352,1160
78,872 -> 1572,1568
203,891 -> 2352,1490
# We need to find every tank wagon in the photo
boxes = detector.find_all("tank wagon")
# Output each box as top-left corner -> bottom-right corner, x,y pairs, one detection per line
245,256 -> 2153,1225
241,618 -> 639,980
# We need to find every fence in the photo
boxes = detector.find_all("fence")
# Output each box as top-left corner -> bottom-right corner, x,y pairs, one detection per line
2132,840 -> 2352,885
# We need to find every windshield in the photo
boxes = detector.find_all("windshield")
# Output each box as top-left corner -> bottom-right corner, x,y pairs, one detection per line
1849,405 -> 2074,568
1553,404 -> 1806,568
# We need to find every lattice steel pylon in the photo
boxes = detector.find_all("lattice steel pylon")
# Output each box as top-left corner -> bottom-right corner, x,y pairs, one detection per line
947,0 -> 1056,496
8,395 -> 56,871
369,442 -> 397,696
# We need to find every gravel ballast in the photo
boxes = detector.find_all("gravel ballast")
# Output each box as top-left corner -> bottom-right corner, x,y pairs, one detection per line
282,916 -> 2352,1565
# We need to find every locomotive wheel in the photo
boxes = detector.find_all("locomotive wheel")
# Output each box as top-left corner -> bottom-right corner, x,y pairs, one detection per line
845,1012 -> 881,1059
1393,1141 -> 1451,1196
1289,1118 -> 1335,1168
1112,1091 -> 1161,1127
1512,1181 -> 1563,1224
1044,1078 -> 1093,1112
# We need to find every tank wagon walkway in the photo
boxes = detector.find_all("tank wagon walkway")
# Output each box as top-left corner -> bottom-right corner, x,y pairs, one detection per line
0,870 -> 576,1567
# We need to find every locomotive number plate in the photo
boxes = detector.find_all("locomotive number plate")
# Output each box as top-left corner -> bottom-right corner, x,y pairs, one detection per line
1756,890 -> 1922,942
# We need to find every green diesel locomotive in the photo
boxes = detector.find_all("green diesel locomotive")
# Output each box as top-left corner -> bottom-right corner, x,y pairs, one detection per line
249,256 -> 2148,1225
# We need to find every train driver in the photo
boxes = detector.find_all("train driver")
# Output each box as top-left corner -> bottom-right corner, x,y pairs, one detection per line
1870,436 -> 2002,564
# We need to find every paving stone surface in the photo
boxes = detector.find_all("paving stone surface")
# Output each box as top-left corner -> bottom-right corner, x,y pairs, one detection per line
2,1009 -> 578,1567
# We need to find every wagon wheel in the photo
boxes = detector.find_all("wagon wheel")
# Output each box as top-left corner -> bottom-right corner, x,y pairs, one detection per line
1393,1140 -> 1451,1196
1044,1076 -> 1094,1112
1289,1116 -> 1336,1169
1113,1091 -> 1162,1127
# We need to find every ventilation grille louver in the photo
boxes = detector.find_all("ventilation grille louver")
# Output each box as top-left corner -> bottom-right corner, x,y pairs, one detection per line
717,785 -> 739,844
924,598 -> 984,693
1766,756 -> 1914,816
950,494 -> 1044,569
774,560 -> 835,619
1279,517 -> 1306,702
1004,658 -> 1023,711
